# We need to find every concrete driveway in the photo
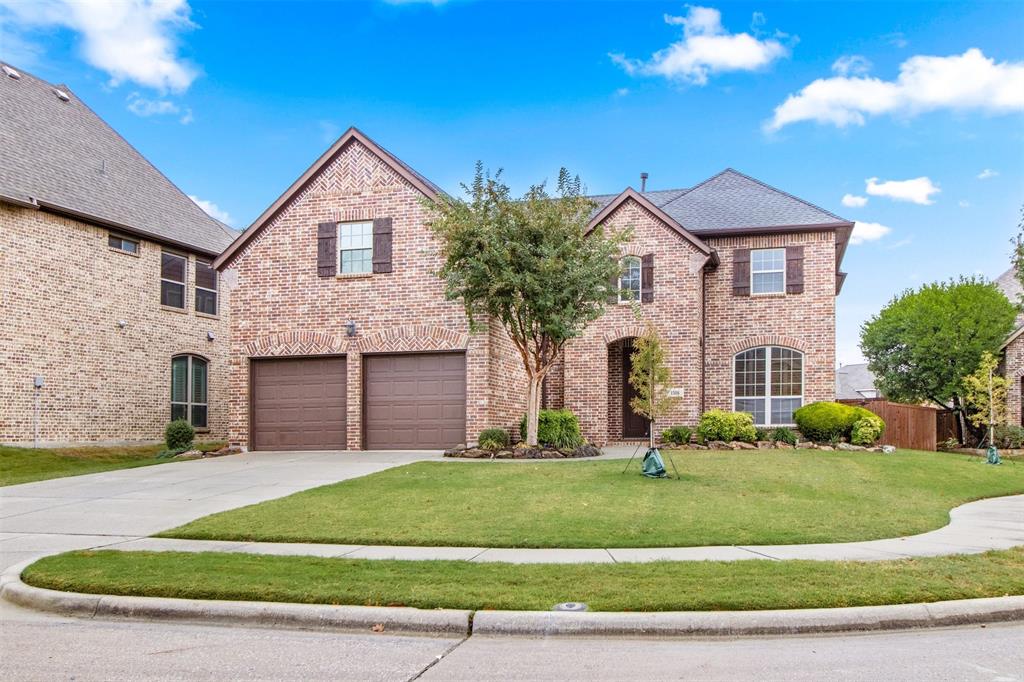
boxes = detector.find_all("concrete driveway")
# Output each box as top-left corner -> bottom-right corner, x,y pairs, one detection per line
0,450 -> 440,571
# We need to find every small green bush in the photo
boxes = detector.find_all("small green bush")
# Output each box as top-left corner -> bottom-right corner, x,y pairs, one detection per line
165,419 -> 194,451
754,427 -> 769,442
478,428 -> 510,451
850,414 -> 886,446
519,409 -> 583,449
994,424 -> 1024,449
661,426 -> 693,446
793,402 -> 853,442
770,427 -> 799,446
697,410 -> 757,443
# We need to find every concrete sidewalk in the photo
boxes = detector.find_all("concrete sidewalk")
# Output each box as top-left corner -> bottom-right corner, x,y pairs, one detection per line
97,493 -> 1024,563
0,449 -> 440,571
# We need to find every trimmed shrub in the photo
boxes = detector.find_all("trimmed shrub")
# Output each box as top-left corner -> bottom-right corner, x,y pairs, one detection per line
994,424 -> 1024,449
661,426 -> 693,446
165,419 -> 194,451
520,409 -> 584,449
754,427 -> 769,442
478,428 -> 510,451
850,410 -> 886,445
697,410 -> 757,443
793,402 -> 853,442
770,427 -> 799,446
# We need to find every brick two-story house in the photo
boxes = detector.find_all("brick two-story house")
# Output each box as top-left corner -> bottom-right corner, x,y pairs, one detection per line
0,63 -> 235,445
216,128 -> 852,450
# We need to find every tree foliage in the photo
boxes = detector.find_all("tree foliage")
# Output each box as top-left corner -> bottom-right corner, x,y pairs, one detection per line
1012,204 -> 1024,296
860,278 -> 1016,438
962,351 -> 1008,440
628,323 -> 680,447
427,163 -> 626,445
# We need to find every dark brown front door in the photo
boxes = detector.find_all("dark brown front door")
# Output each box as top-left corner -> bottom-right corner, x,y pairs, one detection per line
250,357 -> 347,451
363,352 -> 467,450
621,340 -> 650,439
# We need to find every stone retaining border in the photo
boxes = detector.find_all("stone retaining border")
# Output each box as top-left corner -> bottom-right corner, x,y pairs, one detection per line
4,561 -> 1022,639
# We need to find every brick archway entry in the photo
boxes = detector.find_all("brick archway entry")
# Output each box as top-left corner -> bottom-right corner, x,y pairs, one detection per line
607,337 -> 650,441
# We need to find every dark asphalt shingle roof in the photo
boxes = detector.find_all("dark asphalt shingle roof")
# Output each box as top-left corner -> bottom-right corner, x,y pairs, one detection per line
0,63 -> 234,254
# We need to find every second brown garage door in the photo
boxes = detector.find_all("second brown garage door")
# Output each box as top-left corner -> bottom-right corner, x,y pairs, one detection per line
250,357 -> 347,451
363,352 -> 466,450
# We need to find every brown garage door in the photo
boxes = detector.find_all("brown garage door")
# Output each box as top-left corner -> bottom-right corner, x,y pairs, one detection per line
363,352 -> 466,450
250,357 -> 347,451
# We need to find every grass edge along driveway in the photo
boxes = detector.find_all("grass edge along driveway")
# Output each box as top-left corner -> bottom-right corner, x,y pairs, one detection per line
24,548 -> 1024,613
159,450 -> 1024,549
1,442 -> 226,487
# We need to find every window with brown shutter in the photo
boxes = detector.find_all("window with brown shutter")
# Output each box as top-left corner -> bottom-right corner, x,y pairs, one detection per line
641,254 -> 654,303
372,217 -> 393,273
732,248 -> 751,296
786,245 -> 805,294
317,222 -> 337,277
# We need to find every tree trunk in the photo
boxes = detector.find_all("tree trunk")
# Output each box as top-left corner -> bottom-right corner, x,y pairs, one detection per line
952,394 -> 968,446
525,374 -> 544,446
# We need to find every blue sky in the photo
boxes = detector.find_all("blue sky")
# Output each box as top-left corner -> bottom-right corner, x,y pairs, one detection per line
2,0 -> 1022,364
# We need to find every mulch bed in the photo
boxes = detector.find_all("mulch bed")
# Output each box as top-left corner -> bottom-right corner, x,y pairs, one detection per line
445,444 -> 602,459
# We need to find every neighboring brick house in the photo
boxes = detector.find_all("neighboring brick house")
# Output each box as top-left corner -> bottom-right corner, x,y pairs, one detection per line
216,127 -> 852,450
0,63 -> 235,446
996,267 -> 1024,425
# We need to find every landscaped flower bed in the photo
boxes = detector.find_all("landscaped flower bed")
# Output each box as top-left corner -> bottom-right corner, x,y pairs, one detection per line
445,443 -> 601,459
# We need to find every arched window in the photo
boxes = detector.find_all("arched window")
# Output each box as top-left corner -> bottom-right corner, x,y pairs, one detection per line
733,346 -> 803,425
171,355 -> 208,428
618,256 -> 641,303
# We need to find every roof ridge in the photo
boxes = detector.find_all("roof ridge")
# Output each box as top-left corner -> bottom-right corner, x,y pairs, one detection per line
723,167 -> 848,223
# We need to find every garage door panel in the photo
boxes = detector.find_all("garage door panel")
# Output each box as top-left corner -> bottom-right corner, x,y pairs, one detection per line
251,357 -> 347,451
363,352 -> 466,450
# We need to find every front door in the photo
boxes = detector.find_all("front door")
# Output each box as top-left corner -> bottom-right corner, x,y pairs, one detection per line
621,339 -> 650,439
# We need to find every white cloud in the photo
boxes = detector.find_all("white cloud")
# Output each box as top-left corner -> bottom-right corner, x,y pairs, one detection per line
766,48 -> 1024,131
841,193 -> 868,208
126,92 -> 192,124
614,87 -> 630,97
883,32 -> 908,49
958,200 -> 971,208
977,168 -> 999,180
832,55 -> 871,77
611,5 -> 789,86
865,176 -> 940,205
850,221 -> 892,245
0,0 -> 199,92
188,195 -> 233,226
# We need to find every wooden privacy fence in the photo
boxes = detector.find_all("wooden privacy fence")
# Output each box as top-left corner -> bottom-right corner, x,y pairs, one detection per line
839,399 -> 950,452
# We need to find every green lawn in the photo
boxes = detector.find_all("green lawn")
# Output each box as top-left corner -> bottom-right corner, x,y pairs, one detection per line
24,548 -> 1024,612
161,449 -> 1024,548
0,442 -> 225,487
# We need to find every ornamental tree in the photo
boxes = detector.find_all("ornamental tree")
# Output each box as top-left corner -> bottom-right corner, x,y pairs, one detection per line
860,277 -> 1016,441
427,164 -> 626,446
962,351 -> 1008,446
628,322 -> 679,448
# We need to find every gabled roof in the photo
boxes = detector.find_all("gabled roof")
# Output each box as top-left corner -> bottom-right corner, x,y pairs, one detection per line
0,62 -> 234,255
586,187 -> 713,257
215,127 -> 440,269
995,267 -> 1024,349
835,363 -> 881,401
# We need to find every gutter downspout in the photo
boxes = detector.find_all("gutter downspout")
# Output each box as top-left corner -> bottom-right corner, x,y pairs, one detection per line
700,265 -> 708,415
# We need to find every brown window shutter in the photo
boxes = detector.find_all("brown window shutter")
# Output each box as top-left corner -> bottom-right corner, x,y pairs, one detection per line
372,217 -> 393,273
608,258 -> 621,304
641,254 -> 654,303
786,245 -> 805,294
732,248 -> 750,296
317,222 -> 337,277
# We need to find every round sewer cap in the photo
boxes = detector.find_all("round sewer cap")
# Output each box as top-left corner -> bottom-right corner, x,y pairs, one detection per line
552,602 -> 588,612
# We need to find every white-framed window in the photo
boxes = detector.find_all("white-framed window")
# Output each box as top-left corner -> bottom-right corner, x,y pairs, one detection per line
618,256 -> 641,303
733,346 -> 803,426
338,221 -> 373,274
160,251 -> 187,308
171,355 -> 208,428
195,258 -> 218,315
108,233 -> 139,254
751,248 -> 785,295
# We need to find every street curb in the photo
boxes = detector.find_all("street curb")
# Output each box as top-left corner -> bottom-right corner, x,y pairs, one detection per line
1,562 -> 470,637
471,597 -> 1024,637
4,561 -> 1022,638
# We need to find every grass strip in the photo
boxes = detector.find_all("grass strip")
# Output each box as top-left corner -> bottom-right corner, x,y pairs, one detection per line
160,450 -> 1024,548
23,548 -> 1024,612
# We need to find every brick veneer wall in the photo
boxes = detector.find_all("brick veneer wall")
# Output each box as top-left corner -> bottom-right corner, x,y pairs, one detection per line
222,139 -> 509,450
607,340 -> 624,441
1004,334 -> 1024,426
564,199 -> 707,445
0,204 -> 232,445
703,231 -> 837,414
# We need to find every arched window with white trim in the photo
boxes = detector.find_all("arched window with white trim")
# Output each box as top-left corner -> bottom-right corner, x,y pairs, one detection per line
618,256 -> 641,303
733,346 -> 803,425
171,355 -> 208,428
